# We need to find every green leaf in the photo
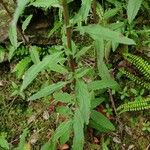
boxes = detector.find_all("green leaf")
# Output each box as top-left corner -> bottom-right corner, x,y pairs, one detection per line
72,109 -> 84,150
77,25 -> 135,45
28,82 -> 66,101
48,63 -> 68,74
52,120 -> 72,142
73,0 -> 92,23
41,120 -> 72,150
88,79 -> 119,91
13,0 -> 29,25
12,57 -> 31,79
108,22 -> 125,30
8,46 -> 17,61
30,0 -> 60,8
22,15 -> 33,32
53,92 -> 73,103
75,67 -> 91,79
91,97 -> 105,109
48,21 -> 62,37
0,135 -> 9,150
60,123 -> 72,144
127,0 -> 143,24
16,128 -> 29,150
41,141 -> 56,150
76,80 -> 91,124
0,46 -> 5,63
75,46 -> 91,60
90,110 -> 115,132
95,39 -> 112,80
56,106 -> 73,116
103,7 -> 121,20
9,0 -> 28,51
21,52 -> 62,91
29,46 -> 40,64
8,25 -> 18,49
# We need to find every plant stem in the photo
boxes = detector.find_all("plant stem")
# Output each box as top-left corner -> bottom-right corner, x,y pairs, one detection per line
61,0 -> 76,72
0,0 -> 28,43
92,0 -> 97,23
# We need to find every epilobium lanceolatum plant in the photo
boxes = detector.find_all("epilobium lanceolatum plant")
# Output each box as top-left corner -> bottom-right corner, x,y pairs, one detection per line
7,0 -> 138,149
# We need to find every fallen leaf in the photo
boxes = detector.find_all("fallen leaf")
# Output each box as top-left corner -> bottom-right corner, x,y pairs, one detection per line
59,144 -> 69,150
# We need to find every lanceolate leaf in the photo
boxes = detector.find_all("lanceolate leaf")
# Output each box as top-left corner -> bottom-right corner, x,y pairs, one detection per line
0,135 -> 9,150
29,46 -> 40,64
41,141 -> 56,150
52,120 -> 72,142
41,120 -> 72,150
127,0 -> 143,24
9,0 -> 29,52
16,128 -> 29,150
91,97 -> 105,109
95,39 -> 112,80
77,25 -> 135,45
76,80 -> 91,124
8,25 -> 18,49
90,110 -> 115,132
21,52 -> 62,91
103,7 -> 121,20
75,46 -> 91,60
12,56 -> 31,79
48,63 -> 68,74
88,79 -> 119,91
73,0 -> 92,23
60,124 -> 72,144
22,14 -> 33,32
13,0 -> 29,25
53,92 -> 73,103
28,82 -> 66,101
72,109 -> 84,150
0,46 -> 5,63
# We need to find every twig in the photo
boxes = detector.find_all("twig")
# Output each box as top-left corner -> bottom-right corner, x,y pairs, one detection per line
108,89 -> 117,115
108,89 -> 124,135
146,144 -> 150,150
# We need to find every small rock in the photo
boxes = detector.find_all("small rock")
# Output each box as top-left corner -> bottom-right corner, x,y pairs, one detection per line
43,111 -> 49,120
127,145 -> 135,150
113,137 -> 121,144
27,115 -> 36,124
0,81 -> 3,86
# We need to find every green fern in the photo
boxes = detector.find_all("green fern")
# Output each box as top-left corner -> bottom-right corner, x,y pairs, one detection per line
123,53 -> 150,80
118,53 -> 150,113
120,68 -> 150,90
121,53 -> 150,88
117,97 -> 150,114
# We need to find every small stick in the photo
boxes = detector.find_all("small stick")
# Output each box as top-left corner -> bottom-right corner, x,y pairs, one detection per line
108,89 -> 124,136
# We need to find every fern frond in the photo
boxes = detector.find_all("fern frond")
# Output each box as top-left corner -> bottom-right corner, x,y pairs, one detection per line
120,68 -> 150,90
123,53 -> 150,80
117,97 -> 150,114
